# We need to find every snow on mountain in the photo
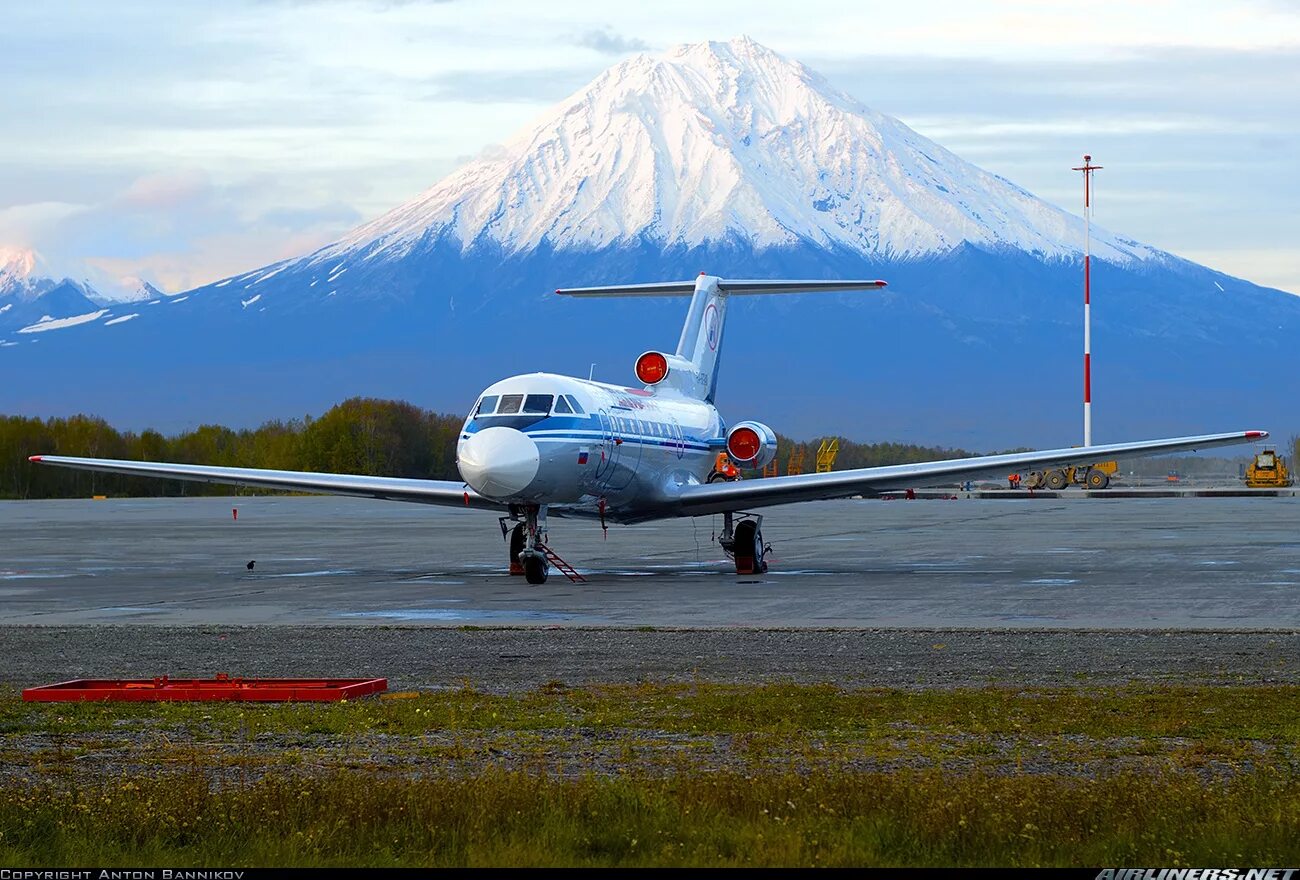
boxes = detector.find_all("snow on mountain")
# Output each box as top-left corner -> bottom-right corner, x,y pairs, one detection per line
302,36 -> 1156,271
98,277 -> 167,304
0,247 -> 60,301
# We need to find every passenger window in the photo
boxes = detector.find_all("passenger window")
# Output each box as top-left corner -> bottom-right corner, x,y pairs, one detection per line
523,394 -> 553,414
565,395 -> 585,414
476,395 -> 499,416
554,396 -> 573,414
498,394 -> 523,414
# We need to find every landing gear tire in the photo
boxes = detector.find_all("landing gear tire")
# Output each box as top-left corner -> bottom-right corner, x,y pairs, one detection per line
1086,468 -> 1110,490
508,523 -> 526,576
1045,469 -> 1069,490
523,554 -> 549,585
733,519 -> 768,575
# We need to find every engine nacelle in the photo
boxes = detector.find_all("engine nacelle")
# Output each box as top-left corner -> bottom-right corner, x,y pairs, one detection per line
726,420 -> 778,469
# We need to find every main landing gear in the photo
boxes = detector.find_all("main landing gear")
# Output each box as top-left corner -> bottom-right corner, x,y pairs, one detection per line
719,511 -> 769,575
500,505 -> 585,585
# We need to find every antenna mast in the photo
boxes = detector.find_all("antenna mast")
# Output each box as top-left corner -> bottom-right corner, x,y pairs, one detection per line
1072,154 -> 1102,447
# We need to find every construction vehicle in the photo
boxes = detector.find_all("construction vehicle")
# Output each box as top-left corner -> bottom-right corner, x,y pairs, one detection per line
1025,460 -> 1118,490
815,438 -> 840,473
707,451 -> 741,483
1245,448 -> 1293,488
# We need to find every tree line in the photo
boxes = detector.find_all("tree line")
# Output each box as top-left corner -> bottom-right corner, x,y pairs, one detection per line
1,398 -> 464,499
3,397 -> 1284,499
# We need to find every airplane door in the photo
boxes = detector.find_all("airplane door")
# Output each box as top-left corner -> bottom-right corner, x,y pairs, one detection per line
670,417 -> 685,460
596,410 -> 639,492
594,409 -> 618,484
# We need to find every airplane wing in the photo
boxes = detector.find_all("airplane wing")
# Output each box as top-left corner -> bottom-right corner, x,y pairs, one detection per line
669,430 -> 1267,517
26,455 -> 503,510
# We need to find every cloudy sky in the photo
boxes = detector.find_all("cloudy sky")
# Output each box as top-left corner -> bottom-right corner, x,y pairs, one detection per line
2,0 -> 1297,294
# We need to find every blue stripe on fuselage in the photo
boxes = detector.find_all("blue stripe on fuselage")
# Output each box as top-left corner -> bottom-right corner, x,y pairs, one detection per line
461,414 -> 712,452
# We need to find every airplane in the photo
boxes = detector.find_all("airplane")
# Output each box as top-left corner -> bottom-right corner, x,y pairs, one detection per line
30,274 -> 1267,584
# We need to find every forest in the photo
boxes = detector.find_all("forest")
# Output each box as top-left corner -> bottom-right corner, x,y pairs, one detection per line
1,397 -> 1001,499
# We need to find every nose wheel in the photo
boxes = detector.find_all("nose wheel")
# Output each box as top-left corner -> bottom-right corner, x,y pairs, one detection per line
523,554 -> 549,585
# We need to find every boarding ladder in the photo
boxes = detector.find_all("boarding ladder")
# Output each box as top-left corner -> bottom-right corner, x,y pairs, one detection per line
538,542 -> 586,583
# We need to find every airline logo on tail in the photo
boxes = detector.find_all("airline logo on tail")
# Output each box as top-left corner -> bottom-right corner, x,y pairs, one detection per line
704,303 -> 719,351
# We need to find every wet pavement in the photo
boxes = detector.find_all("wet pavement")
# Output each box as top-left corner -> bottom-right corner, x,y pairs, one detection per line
2,494 -> 1298,628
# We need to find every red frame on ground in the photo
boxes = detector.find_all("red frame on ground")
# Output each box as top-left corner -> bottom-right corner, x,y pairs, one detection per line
22,675 -> 388,702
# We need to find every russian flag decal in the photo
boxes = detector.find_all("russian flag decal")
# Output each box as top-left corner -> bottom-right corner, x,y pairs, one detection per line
577,448 -> 589,465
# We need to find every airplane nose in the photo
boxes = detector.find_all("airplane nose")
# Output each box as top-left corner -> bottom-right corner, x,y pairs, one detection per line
457,427 -> 540,499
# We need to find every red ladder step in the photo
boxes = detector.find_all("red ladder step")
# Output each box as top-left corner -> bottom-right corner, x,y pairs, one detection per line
538,543 -> 586,583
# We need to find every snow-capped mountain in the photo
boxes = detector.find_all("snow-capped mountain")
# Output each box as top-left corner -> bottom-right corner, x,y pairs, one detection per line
3,39 -> 1297,448
0,246 -> 168,336
104,277 -> 167,304
325,37 -> 1152,264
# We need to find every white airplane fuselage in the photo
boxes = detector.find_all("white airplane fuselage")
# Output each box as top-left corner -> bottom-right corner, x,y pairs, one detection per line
456,372 -> 724,522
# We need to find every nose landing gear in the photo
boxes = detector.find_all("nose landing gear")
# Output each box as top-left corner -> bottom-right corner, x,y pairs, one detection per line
719,511 -> 769,575
499,505 -> 585,585
501,505 -> 550,583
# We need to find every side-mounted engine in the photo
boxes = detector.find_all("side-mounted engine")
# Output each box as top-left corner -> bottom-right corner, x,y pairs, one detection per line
725,421 -> 778,469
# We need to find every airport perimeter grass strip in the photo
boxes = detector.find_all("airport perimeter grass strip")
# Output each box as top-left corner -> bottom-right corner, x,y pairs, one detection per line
2,766 -> 1300,867
3,683 -> 1299,866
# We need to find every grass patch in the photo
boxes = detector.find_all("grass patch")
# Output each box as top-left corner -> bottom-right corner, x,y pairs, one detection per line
5,682 -> 1300,741
3,766 -> 1300,867
2,683 -> 1299,865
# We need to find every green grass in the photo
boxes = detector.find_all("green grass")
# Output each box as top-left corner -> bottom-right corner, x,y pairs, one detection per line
5,681 -> 1300,740
3,767 -> 1300,866
2,682 -> 1299,866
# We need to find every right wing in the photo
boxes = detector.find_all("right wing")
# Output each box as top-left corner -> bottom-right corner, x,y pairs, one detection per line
27,455 -> 503,510
669,430 -> 1267,517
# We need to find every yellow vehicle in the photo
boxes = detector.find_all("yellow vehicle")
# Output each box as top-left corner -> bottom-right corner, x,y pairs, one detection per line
1025,460 -> 1118,490
1245,448 -> 1292,488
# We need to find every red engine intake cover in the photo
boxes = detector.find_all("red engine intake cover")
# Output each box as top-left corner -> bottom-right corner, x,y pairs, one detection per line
634,351 -> 669,385
727,426 -> 762,462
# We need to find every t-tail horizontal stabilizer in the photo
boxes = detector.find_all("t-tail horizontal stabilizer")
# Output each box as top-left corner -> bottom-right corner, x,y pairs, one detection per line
555,275 -> 888,401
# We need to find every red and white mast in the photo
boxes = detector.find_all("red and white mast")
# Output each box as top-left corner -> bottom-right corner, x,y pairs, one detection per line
1072,154 -> 1102,447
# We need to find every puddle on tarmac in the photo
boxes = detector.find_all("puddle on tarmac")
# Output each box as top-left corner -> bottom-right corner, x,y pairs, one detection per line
254,569 -> 356,578
339,608 -> 577,622
0,572 -> 76,580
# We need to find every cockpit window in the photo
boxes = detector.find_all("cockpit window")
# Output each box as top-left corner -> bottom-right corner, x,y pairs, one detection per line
498,394 -> 523,414
523,394 -> 553,414
565,394 -> 585,414
475,395 -> 499,416
554,395 -> 573,414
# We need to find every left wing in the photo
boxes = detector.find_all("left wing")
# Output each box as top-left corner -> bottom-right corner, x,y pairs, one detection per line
27,455 -> 503,510
669,430 -> 1267,517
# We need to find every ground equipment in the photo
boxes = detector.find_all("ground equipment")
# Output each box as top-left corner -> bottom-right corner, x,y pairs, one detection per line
815,438 -> 840,473
1025,460 -> 1118,490
1245,448 -> 1293,488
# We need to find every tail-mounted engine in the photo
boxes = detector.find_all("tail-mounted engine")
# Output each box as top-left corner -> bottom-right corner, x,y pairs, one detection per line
726,421 -> 778,469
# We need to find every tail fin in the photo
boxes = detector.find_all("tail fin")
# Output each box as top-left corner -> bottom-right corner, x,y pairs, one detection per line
556,275 -> 887,401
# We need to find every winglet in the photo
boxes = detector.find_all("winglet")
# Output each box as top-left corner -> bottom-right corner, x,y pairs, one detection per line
28,455 -> 42,463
